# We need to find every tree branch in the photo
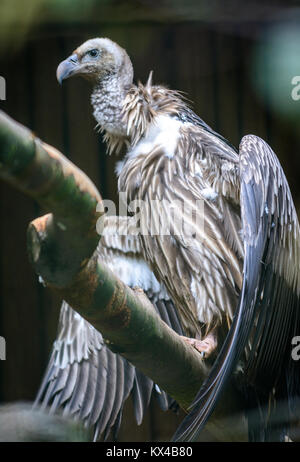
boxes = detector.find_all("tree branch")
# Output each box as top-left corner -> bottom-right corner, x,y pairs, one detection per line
0,110 -> 247,441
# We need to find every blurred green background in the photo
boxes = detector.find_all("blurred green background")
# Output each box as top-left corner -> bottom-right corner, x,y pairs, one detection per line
0,0 -> 300,441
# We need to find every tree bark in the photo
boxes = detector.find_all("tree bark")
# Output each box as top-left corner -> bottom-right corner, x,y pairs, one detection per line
0,110 -> 247,441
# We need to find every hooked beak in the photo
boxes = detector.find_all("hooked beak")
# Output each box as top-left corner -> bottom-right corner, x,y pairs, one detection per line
56,54 -> 79,85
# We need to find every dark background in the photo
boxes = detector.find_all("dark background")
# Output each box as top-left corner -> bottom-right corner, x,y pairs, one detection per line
0,0 -> 300,441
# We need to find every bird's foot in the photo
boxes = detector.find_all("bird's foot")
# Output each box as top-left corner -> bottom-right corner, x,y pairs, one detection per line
181,332 -> 217,359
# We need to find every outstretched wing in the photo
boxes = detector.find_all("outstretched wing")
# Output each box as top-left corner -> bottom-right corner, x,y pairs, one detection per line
34,217 -> 183,441
173,134 -> 300,441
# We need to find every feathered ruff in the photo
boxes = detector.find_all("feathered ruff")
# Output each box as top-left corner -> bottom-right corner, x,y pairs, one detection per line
122,74 -> 187,148
95,124 -> 129,156
101,72 -> 189,155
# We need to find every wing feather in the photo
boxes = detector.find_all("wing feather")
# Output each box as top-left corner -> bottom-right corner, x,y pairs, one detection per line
34,217 -> 183,440
173,134 -> 300,441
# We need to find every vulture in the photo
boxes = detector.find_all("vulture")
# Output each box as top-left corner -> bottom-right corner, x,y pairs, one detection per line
36,37 -> 300,442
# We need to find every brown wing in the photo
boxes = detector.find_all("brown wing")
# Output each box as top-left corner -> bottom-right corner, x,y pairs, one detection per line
173,134 -> 300,441
34,217 -> 183,441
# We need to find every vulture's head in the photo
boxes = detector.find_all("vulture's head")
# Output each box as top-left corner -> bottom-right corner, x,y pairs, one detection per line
56,38 -> 133,88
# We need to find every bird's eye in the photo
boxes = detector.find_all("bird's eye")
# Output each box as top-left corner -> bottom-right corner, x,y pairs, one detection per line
88,49 -> 99,58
